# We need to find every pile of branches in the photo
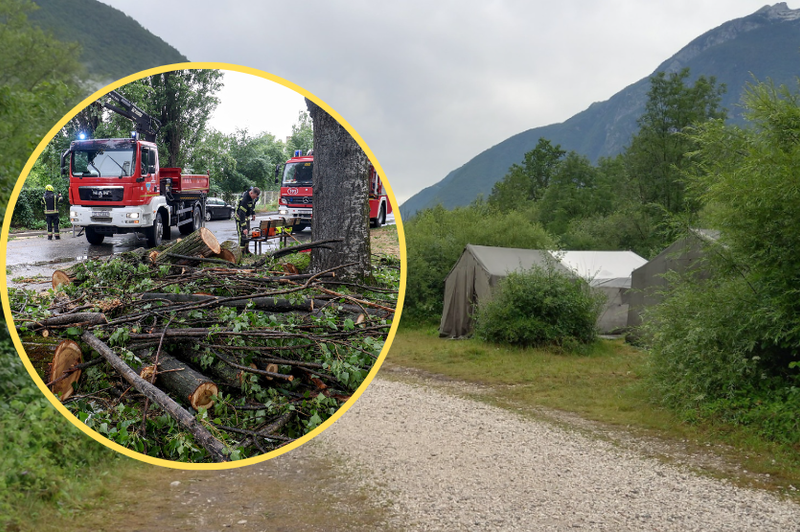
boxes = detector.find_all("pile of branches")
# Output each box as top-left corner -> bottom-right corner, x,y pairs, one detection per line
10,231 -> 399,463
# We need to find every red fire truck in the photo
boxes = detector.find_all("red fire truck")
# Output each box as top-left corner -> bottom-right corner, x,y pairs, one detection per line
61,90 -> 208,248
275,149 -> 391,231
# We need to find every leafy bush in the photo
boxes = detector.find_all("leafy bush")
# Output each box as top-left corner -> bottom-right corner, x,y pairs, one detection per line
403,201 -> 553,325
474,264 -> 604,350
642,273 -> 800,443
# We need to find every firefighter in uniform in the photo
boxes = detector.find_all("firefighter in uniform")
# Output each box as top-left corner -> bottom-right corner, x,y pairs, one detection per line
42,185 -> 63,240
235,186 -> 260,255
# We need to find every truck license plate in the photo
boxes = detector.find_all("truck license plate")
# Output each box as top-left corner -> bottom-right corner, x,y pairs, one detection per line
93,210 -> 110,217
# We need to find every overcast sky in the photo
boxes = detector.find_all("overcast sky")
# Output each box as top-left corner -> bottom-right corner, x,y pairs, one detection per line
100,1 -> 796,206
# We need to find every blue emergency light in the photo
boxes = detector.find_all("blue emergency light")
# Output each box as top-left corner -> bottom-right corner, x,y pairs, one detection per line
294,150 -> 302,157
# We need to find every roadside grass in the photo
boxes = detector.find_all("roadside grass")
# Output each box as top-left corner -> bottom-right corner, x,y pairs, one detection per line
370,224 -> 399,257
386,325 -> 800,496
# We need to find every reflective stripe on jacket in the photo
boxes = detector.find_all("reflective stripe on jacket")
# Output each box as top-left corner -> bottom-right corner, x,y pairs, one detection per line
42,191 -> 61,215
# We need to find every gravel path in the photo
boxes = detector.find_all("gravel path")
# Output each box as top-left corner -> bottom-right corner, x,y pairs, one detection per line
309,377 -> 800,531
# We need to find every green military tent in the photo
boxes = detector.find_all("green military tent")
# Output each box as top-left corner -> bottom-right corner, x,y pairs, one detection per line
626,230 -> 719,328
439,244 -> 647,338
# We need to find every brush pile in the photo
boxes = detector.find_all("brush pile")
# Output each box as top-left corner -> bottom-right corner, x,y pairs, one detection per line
10,231 -> 399,463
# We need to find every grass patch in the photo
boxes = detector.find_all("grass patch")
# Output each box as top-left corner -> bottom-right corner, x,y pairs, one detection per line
370,224 -> 400,258
386,326 -> 800,495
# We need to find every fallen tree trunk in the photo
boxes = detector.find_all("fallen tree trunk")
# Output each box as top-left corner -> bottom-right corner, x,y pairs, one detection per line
252,239 -> 343,266
154,354 -> 219,411
81,332 -> 229,462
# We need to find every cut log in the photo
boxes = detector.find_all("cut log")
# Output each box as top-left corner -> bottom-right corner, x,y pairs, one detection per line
152,228 -> 220,265
214,240 -> 242,265
52,264 -> 87,289
155,354 -> 219,410
16,312 -> 108,332
48,340 -> 83,401
81,332 -> 229,462
264,363 -> 279,381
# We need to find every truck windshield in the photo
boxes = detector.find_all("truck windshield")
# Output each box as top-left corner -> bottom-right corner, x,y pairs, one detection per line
72,148 -> 136,178
282,161 -> 313,185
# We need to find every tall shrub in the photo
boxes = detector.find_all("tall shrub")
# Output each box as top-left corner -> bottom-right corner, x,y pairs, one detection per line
474,265 -> 604,350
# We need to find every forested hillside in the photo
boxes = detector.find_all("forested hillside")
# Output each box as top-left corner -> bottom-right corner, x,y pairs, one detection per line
28,0 -> 187,84
401,3 -> 800,217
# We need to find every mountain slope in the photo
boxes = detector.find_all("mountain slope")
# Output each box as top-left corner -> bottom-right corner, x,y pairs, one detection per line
28,0 -> 188,84
401,3 -> 800,218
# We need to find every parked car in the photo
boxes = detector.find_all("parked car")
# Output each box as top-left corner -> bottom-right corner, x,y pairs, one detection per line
205,197 -> 234,221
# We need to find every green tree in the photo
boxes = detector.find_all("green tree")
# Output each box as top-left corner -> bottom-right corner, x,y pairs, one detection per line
0,0 -> 83,214
625,68 -> 726,213
687,78 -> 800,353
285,110 -> 313,156
537,152 -> 611,236
488,138 -> 565,212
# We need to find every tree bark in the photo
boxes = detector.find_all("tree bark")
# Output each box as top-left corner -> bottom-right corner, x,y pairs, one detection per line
81,332 -> 229,462
305,98 -> 372,280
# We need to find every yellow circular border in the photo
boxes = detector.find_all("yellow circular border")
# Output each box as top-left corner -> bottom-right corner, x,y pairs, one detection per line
0,62 -> 407,470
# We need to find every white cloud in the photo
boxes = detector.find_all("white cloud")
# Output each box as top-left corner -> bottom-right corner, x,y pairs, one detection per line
101,0 -> 788,204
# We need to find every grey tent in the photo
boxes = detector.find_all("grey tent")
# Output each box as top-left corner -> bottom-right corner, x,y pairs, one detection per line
439,245 -> 646,338
626,230 -> 719,328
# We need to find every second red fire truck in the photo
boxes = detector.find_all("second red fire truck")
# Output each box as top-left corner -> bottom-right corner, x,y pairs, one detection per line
276,150 -> 391,231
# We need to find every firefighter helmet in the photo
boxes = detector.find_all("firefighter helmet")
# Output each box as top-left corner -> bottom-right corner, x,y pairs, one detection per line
45,185 -> 54,191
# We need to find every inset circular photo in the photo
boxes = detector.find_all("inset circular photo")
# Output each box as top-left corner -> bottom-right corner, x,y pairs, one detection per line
1,63 -> 405,468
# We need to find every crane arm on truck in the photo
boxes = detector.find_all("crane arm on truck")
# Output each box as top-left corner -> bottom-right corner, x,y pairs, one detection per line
98,90 -> 162,143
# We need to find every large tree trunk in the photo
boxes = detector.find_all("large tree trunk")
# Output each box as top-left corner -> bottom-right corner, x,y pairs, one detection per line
305,98 -> 372,281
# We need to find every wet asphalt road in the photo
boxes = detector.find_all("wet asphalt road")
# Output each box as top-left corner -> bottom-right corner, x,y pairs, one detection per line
4,215 -> 310,289
5,211 -> 394,289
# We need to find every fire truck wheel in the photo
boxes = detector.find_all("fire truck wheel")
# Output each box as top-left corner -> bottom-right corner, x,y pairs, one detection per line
85,227 -> 104,245
371,204 -> 386,228
180,204 -> 202,235
145,211 -> 164,248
